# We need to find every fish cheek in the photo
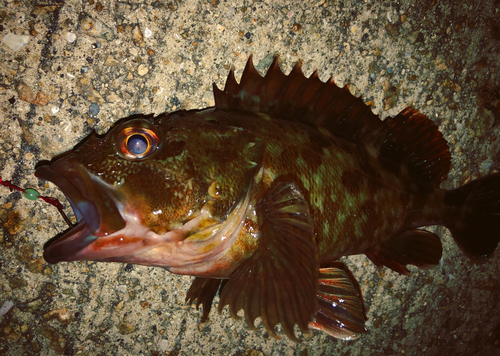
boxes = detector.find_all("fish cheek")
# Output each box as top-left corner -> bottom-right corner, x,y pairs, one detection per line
136,179 -> 200,231
119,148 -> 204,231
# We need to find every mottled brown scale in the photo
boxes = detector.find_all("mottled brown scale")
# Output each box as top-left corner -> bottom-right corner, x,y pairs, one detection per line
341,169 -> 363,195
162,108 -> 424,263
210,57 -> 463,263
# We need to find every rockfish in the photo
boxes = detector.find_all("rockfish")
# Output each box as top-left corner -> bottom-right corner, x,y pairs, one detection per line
35,56 -> 500,341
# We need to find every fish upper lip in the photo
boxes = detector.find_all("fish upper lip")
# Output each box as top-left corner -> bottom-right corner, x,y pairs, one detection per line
35,158 -> 126,263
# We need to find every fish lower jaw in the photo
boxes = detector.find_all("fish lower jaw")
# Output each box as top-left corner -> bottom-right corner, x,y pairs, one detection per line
46,206 -> 240,274
44,187 -> 255,279
127,214 -> 249,275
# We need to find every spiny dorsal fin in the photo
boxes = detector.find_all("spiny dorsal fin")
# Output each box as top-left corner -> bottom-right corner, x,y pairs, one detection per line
213,55 -> 384,142
213,55 -> 451,186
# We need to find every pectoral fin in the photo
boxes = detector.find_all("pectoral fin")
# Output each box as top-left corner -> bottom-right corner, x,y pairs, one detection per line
218,181 -> 318,342
310,262 -> 367,340
186,277 -> 228,322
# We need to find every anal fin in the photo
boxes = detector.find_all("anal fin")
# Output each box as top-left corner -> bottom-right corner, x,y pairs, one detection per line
365,229 -> 443,275
309,262 -> 367,340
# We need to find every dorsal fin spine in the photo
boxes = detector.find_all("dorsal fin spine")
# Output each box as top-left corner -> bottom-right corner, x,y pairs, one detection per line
212,55 -> 451,186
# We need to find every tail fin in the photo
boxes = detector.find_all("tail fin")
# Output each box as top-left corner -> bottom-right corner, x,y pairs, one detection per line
445,172 -> 500,261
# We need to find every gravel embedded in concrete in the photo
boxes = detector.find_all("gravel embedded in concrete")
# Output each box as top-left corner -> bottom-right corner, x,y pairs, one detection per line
1,1 -> 500,355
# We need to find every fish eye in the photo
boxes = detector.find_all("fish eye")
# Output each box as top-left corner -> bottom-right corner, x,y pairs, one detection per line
127,134 -> 149,155
115,120 -> 161,160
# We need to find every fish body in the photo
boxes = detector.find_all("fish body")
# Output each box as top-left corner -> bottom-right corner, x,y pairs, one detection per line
36,56 -> 500,341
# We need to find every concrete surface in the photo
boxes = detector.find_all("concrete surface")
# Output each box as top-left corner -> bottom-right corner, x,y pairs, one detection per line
1,0 -> 500,355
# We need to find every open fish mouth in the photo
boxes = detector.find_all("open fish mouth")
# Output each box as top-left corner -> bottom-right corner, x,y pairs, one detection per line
35,158 -> 126,264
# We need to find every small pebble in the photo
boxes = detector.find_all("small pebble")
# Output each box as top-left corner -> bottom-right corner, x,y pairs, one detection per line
104,56 -> 120,66
132,25 -> 143,42
67,32 -> 76,42
137,64 -> 148,76
89,103 -> 100,116
3,33 -> 29,51
116,300 -> 124,312
473,108 -> 495,138
0,300 -> 13,317
119,322 -> 136,335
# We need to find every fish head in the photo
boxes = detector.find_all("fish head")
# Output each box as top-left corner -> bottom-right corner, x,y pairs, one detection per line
36,115 -> 212,267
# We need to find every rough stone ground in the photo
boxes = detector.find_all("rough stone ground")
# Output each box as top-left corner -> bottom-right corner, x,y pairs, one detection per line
1,0 -> 500,355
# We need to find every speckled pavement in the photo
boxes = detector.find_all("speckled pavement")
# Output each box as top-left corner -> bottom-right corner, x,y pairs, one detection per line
1,0 -> 500,355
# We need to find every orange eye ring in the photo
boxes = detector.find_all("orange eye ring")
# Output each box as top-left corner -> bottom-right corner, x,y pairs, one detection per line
114,120 -> 161,160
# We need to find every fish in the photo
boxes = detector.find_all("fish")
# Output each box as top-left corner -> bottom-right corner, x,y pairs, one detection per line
35,56 -> 500,342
